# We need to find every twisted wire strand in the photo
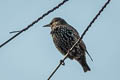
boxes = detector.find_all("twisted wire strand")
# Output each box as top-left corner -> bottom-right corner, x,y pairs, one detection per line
0,0 -> 69,48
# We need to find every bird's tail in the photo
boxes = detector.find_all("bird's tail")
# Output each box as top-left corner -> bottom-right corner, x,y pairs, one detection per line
77,56 -> 90,72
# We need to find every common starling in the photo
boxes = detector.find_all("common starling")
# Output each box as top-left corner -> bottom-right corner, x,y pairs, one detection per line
43,17 -> 91,72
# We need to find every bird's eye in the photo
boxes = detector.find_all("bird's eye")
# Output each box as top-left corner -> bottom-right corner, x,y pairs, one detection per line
50,22 -> 52,25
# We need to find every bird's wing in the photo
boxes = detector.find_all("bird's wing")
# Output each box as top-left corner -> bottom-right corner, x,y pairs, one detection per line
67,25 -> 93,61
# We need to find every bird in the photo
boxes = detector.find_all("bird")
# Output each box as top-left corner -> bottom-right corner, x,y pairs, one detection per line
43,17 -> 91,72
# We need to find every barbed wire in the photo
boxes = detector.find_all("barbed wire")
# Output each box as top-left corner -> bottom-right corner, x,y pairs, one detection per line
47,0 -> 111,80
0,0 -> 69,48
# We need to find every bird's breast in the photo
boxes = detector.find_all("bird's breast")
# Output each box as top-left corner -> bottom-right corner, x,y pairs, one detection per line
50,27 -> 76,55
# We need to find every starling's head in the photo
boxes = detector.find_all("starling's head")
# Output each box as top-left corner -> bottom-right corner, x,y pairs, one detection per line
43,17 -> 67,29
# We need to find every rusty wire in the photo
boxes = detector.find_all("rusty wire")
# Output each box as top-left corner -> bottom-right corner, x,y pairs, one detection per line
47,0 -> 111,80
0,0 -> 69,48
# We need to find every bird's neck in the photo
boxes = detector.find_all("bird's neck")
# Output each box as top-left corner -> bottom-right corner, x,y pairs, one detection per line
50,26 -> 60,34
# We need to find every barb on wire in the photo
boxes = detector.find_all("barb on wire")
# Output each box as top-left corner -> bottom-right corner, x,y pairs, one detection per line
47,0 -> 111,80
0,0 -> 69,48
9,31 -> 20,34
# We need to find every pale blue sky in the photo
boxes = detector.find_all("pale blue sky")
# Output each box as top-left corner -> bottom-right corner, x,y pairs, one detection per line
0,0 -> 120,80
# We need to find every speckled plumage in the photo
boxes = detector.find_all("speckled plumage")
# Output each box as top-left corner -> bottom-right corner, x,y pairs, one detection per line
44,17 -> 90,72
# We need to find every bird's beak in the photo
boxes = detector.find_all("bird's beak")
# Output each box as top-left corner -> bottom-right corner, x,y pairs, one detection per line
43,24 -> 50,27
